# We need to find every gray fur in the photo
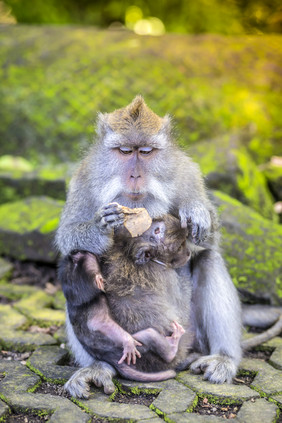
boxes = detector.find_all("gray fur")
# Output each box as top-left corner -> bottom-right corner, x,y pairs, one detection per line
56,97 -> 242,397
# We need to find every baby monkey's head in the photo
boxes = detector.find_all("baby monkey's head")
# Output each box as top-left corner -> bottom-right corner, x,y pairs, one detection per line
129,215 -> 191,269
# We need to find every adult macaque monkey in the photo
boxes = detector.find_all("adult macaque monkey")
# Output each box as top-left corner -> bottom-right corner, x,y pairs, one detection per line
56,96 -> 242,397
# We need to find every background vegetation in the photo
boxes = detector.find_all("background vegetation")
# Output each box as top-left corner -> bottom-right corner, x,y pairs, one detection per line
1,0 -> 282,35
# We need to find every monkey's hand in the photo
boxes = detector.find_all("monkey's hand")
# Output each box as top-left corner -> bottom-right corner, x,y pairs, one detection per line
179,201 -> 211,245
94,203 -> 125,233
118,335 -> 142,366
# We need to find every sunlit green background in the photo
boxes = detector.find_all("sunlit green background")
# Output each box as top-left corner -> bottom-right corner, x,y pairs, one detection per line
1,0 -> 282,34
0,0 -> 281,166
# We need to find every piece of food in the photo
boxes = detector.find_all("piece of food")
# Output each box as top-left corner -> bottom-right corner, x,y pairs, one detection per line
121,206 -> 152,237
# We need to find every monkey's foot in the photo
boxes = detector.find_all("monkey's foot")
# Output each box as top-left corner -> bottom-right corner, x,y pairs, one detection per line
190,354 -> 237,384
165,321 -> 185,362
64,361 -> 116,398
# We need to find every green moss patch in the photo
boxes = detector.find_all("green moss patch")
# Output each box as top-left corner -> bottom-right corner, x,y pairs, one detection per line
189,135 -> 277,221
213,191 -> 282,304
0,196 -> 64,263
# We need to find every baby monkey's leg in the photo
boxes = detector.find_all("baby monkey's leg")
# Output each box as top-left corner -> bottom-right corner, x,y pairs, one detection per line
133,321 -> 185,363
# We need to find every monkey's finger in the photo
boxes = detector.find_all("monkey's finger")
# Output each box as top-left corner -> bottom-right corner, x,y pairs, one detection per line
104,213 -> 125,223
135,350 -> 142,359
118,354 -> 127,365
103,203 -> 123,215
179,211 -> 188,229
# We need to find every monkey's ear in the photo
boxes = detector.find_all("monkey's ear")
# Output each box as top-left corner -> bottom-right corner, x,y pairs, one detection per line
152,114 -> 172,149
96,112 -> 112,139
96,112 -> 122,148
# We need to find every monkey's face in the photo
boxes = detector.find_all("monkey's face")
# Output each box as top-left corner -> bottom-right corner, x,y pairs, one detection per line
130,218 -> 191,269
112,145 -> 157,202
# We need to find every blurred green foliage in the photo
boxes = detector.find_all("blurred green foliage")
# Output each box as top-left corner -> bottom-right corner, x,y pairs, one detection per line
0,26 -> 281,165
1,0 -> 282,34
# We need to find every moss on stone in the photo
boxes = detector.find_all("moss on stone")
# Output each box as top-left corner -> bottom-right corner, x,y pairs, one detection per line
15,291 -> 65,326
189,135 -> 277,221
0,196 -> 63,262
0,197 -> 63,234
212,191 -> 282,304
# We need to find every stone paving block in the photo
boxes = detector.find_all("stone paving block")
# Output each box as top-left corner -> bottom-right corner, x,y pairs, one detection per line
27,345 -> 77,383
240,358 -> 282,395
118,378 -> 167,392
177,370 -> 259,401
0,359 -> 89,423
235,398 -> 278,423
0,398 -> 10,421
79,399 -> 156,421
14,291 -> 65,326
151,380 -> 196,415
0,282 -> 39,300
165,413 -> 222,422
265,337 -> 282,348
270,394 -> 282,407
0,360 -> 40,397
269,345 -> 282,370
0,304 -> 55,351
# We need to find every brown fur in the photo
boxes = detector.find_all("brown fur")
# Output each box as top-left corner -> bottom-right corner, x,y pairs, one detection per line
105,96 -> 163,135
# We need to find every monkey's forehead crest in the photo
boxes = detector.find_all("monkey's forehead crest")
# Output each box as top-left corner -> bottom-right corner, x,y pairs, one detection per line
98,95 -> 170,137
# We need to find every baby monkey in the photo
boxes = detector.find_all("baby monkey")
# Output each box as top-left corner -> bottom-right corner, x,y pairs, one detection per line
59,215 -> 191,382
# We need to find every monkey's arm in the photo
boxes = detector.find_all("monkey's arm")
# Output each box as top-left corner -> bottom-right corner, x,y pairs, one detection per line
173,152 -> 216,245
56,171 -> 124,256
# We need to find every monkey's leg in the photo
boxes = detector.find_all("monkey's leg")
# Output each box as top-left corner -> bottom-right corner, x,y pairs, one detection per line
190,249 -> 242,383
64,311 -> 116,398
133,321 -> 185,363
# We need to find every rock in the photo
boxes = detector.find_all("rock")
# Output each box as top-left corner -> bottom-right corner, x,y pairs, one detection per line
0,155 -> 75,204
189,135 -> 277,221
212,191 -> 282,305
0,196 -> 64,263
261,157 -> 282,202
0,257 -> 13,279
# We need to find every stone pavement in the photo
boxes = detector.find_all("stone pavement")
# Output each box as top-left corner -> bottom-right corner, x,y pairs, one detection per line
0,265 -> 282,422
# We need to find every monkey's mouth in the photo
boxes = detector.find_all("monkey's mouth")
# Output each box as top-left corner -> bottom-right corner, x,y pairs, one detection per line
126,192 -> 145,201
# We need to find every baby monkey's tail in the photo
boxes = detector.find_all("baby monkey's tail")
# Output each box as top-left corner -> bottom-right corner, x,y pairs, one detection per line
117,363 -> 176,382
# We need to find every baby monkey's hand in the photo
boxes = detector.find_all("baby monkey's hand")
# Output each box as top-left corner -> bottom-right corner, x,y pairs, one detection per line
118,334 -> 142,365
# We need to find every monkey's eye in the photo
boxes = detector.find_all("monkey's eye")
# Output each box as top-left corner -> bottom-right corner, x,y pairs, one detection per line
139,147 -> 153,155
144,251 -> 151,259
119,147 -> 133,155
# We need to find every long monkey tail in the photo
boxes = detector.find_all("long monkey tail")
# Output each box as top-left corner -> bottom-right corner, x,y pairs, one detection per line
117,363 -> 176,382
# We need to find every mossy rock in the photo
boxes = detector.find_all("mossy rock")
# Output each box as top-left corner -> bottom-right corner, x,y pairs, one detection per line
0,26 -> 281,164
261,160 -> 282,201
0,257 -> 12,280
212,191 -> 282,305
0,155 -> 74,204
0,196 -> 64,263
189,135 -> 277,221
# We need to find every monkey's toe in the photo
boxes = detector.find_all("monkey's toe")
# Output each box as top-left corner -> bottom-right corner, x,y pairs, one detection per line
190,354 -> 237,384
